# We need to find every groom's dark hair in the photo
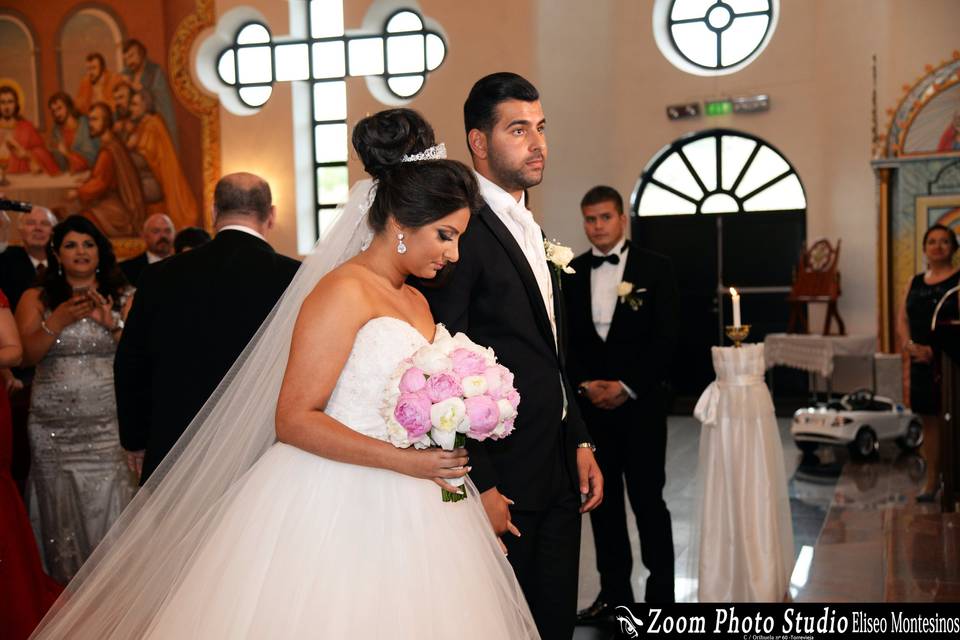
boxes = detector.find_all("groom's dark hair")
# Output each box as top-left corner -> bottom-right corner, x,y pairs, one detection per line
463,72 -> 539,139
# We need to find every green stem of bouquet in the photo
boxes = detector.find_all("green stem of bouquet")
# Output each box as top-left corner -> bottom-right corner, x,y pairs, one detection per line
441,433 -> 468,503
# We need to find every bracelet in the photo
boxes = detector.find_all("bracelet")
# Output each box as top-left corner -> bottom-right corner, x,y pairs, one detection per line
577,442 -> 597,453
40,320 -> 57,337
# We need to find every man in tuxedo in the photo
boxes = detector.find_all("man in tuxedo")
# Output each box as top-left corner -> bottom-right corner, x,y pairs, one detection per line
119,213 -> 175,286
565,186 -> 678,614
0,205 -> 57,494
414,72 -> 603,640
115,172 -> 299,483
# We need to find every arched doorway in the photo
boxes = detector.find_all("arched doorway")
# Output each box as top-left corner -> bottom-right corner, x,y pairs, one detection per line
631,128 -> 807,396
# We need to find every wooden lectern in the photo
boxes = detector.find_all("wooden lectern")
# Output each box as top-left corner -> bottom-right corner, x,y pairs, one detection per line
787,238 -> 846,336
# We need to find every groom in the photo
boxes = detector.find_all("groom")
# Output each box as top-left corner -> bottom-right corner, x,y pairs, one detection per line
415,72 -> 603,639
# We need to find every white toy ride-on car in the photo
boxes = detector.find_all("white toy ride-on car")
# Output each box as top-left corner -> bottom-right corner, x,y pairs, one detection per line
791,389 -> 923,458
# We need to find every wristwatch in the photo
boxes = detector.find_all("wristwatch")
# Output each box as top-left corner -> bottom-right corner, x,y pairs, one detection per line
577,442 -> 597,453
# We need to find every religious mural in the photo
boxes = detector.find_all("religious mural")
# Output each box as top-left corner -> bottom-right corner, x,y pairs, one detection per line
0,2 -> 205,250
903,84 -> 960,155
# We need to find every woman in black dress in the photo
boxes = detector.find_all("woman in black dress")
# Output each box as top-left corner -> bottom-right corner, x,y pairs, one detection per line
898,224 -> 960,500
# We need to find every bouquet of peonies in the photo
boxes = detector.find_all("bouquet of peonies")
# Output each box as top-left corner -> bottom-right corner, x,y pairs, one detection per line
381,325 -> 520,502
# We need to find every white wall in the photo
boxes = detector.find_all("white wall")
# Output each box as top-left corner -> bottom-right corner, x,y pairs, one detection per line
207,0 -> 960,337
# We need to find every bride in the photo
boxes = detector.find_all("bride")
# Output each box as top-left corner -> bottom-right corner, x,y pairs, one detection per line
30,110 -> 540,639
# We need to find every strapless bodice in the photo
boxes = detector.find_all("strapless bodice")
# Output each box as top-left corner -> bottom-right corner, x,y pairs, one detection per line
325,316 -> 432,440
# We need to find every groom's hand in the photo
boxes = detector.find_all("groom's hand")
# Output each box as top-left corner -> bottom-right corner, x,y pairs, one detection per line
577,448 -> 603,513
481,487 -> 521,540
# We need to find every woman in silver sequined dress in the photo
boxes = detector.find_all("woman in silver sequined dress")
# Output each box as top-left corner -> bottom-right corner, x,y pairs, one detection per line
15,215 -> 136,582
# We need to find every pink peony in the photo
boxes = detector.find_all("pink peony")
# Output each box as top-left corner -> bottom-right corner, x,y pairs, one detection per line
505,389 -> 520,410
394,392 -> 432,439
398,366 -> 427,393
451,348 -> 487,378
465,395 -> 500,439
425,372 -> 463,403
483,365 -> 515,398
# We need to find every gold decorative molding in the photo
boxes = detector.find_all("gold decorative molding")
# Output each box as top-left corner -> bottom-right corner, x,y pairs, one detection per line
878,50 -> 960,158
169,0 -> 219,232
876,168 -> 891,352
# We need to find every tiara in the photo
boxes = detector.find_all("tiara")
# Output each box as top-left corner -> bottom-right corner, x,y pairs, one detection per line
401,143 -> 447,163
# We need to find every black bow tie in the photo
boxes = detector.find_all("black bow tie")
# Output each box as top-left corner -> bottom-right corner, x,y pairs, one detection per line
590,253 -> 620,269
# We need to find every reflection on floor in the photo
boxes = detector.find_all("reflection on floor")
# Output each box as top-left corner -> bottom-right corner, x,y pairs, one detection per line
573,415 -> 959,639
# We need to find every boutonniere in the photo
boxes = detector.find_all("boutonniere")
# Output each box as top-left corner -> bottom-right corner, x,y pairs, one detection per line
617,281 -> 646,310
544,239 -> 576,274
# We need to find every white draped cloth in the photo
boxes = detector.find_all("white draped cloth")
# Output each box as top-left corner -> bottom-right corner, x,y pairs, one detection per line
692,344 -> 794,602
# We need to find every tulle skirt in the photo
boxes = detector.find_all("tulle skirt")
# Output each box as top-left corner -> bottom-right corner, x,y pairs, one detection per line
142,443 -> 539,639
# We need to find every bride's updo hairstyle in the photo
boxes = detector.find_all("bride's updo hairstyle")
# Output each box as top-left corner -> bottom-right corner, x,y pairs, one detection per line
353,108 -> 479,233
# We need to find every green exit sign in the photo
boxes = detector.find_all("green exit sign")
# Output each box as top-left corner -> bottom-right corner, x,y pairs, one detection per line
705,99 -> 733,116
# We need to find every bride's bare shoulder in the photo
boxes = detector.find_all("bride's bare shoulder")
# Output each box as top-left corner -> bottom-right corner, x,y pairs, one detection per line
300,264 -> 373,318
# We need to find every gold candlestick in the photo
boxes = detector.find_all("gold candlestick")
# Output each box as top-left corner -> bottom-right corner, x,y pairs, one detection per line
725,324 -> 751,348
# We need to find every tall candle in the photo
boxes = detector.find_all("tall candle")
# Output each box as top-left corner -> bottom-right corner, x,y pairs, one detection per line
730,287 -> 741,327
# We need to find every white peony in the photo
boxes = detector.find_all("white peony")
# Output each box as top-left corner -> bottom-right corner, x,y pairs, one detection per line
431,427 -> 458,451
412,344 -> 452,375
461,375 -> 488,397
430,397 -> 467,433
496,398 -> 517,421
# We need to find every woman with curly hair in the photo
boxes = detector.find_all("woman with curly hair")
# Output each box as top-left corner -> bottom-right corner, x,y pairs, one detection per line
15,215 -> 136,582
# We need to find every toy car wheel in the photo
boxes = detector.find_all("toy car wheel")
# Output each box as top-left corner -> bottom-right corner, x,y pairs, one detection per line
897,419 -> 923,450
850,427 -> 878,458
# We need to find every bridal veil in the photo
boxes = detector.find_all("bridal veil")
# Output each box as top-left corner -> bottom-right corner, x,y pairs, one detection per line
31,181 -> 379,638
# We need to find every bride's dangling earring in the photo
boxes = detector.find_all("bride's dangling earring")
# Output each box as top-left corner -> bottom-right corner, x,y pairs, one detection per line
396,233 -> 407,254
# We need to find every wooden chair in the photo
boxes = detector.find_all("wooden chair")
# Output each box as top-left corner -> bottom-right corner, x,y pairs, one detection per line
788,238 -> 846,336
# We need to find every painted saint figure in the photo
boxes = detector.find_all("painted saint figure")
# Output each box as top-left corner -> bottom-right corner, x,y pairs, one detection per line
937,110 -> 960,152
122,39 -> 178,149
75,53 -> 117,114
0,85 -> 60,176
70,102 -> 146,237
126,90 -> 198,228
48,92 -> 99,173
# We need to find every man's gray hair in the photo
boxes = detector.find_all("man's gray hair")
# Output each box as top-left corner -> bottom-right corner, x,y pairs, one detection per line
213,175 -> 272,222
18,206 -> 57,226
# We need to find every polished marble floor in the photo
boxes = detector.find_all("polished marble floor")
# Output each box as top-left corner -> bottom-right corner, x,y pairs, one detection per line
572,414 -> 958,639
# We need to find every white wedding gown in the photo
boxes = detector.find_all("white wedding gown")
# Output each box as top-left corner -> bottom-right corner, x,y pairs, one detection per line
141,317 -> 539,639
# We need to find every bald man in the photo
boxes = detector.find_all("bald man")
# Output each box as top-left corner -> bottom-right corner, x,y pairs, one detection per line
115,172 -> 300,483
119,213 -> 175,286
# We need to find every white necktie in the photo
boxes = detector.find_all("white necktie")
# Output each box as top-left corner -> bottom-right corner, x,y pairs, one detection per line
504,203 -> 555,338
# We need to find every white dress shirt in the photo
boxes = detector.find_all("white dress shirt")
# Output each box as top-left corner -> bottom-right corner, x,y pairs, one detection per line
590,236 -> 628,341
588,235 -> 636,399
476,172 -> 557,346
146,251 -> 166,264
218,224 -> 268,242
28,255 -> 47,270
476,172 -> 568,416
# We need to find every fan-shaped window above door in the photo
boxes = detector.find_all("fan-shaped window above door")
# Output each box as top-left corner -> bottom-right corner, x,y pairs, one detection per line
633,129 -> 806,216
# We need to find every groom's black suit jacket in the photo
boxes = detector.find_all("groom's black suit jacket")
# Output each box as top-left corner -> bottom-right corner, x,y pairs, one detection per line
115,230 -> 300,483
564,243 -> 679,423
414,204 -> 591,510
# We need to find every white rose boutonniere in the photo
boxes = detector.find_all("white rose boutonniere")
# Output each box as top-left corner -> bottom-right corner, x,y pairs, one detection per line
618,281 -> 646,311
544,239 -> 576,274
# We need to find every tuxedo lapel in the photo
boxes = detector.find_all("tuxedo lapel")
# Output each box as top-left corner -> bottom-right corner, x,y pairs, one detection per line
606,245 -> 639,343
478,205 -> 557,355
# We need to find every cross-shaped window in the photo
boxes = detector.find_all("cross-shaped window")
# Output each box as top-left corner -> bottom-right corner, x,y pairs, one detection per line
208,0 -> 447,243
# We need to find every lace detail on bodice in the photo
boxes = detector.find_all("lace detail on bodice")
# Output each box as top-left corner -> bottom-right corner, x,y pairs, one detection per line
325,316 -> 431,440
